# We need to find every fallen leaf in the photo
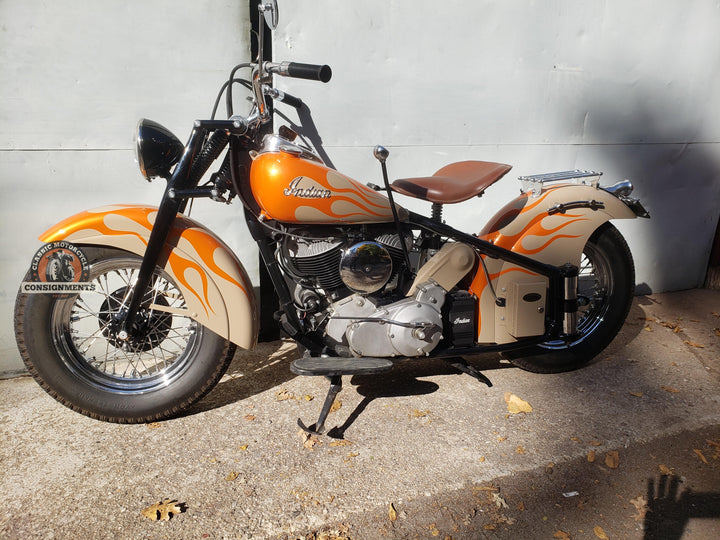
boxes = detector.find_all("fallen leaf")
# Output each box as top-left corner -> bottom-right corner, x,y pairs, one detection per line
605,451 -> 620,469
239,444 -> 248,451
693,449 -> 708,464
516,445 -> 528,455
570,437 -> 583,443
146,422 -> 162,429
638,316 -> 657,322
304,395 -> 315,401
630,495 -> 648,521
141,499 -> 186,521
659,464 -> 673,475
388,503 -> 398,522
661,386 -> 680,393
330,399 -> 342,413
492,492 -> 509,509
410,409 -> 430,418
593,525 -> 609,540
588,450 -> 596,463
484,524 -> 496,531
504,392 -> 533,414
517,501 -> 525,511
644,325 -> 653,332
298,430 -> 322,450
244,414 -> 256,421
226,471 -> 239,481
276,388 -> 294,401
554,531 -> 571,540
497,436 -> 507,442
479,456 -> 486,462
589,440 -> 603,446
546,462 -> 555,474
329,439 -> 354,447
344,451 -> 360,462
684,340 -> 705,348
712,312 -> 719,317
714,328 -> 720,338
630,392 -> 643,397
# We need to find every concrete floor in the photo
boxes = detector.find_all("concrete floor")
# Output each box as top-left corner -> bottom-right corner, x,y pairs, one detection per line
1,289 -> 719,539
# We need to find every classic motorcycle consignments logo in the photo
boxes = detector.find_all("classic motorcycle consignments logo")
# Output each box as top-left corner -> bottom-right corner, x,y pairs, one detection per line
21,241 -> 94,297
283,177 -> 332,199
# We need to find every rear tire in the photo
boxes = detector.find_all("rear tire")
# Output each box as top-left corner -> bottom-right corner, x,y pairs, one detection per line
14,247 -> 236,423
503,223 -> 635,373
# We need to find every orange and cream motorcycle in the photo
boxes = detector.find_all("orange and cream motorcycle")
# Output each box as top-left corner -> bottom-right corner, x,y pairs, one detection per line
14,2 -> 648,434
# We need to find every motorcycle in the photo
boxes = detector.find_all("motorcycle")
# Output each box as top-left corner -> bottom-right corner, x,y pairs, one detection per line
14,1 -> 648,434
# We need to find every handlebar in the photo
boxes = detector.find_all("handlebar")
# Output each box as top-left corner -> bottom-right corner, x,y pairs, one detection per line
265,61 -> 332,83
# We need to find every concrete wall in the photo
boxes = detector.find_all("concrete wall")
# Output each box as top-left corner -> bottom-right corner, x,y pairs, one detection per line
0,1 -> 251,375
2,0 -> 719,375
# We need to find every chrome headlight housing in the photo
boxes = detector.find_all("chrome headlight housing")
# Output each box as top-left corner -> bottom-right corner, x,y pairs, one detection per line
134,118 -> 184,181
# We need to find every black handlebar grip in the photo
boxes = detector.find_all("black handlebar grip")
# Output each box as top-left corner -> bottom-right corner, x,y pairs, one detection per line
286,62 -> 332,83
278,91 -> 303,109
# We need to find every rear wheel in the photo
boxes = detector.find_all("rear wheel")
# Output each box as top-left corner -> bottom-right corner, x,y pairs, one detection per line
503,223 -> 635,373
14,247 -> 235,422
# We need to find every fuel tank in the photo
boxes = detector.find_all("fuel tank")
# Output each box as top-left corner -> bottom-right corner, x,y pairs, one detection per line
249,142 -> 405,224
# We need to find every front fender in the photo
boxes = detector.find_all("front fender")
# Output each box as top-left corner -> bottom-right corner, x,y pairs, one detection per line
470,185 -> 638,343
40,205 -> 258,349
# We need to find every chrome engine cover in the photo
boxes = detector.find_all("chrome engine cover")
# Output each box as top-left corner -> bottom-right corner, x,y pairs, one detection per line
339,241 -> 393,294
327,281 -> 446,357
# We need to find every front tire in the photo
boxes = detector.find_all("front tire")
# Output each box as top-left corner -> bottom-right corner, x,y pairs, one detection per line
14,247 -> 236,423
503,223 -> 635,373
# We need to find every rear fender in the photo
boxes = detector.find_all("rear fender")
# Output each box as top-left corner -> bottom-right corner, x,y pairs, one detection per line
469,185 -> 637,344
40,205 -> 258,349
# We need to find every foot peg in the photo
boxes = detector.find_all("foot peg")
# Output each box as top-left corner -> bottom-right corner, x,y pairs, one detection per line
291,356 -> 394,435
445,358 -> 493,387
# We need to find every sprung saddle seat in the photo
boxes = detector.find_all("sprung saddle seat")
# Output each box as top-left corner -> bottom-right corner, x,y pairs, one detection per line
391,160 -> 512,204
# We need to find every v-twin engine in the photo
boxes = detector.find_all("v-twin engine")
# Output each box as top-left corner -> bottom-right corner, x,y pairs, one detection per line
326,281 -> 447,357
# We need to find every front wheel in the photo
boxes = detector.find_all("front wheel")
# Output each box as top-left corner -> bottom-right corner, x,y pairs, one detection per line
503,223 -> 635,373
14,247 -> 236,422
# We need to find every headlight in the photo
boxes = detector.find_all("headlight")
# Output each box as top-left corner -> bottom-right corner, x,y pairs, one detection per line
134,118 -> 184,181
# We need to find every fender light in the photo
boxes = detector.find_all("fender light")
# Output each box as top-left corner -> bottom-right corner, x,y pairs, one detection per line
134,118 -> 184,181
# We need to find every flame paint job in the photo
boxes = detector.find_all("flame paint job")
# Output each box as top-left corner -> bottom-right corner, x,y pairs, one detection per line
40,205 -> 258,349
250,152 -> 406,223
469,184 -> 637,344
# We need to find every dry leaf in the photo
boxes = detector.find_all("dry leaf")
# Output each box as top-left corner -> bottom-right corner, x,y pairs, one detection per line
146,422 -> 162,429
388,503 -> 398,522
693,449 -> 708,464
497,436 -> 507,442
605,451 -> 620,469
589,440 -> 603,446
141,499 -> 186,521
661,386 -> 680,393
329,439 -> 353,447
593,525 -> 609,540
344,451 -> 360,462
659,464 -> 673,475
570,437 -> 583,443
492,492 -> 509,509
504,392 -> 532,414
479,456 -> 486,462
714,328 -> 720,337
226,471 -> 239,481
239,444 -> 248,451
330,399 -> 342,413
684,340 -> 705,348
516,445 -> 527,455
304,395 -> 315,401
630,495 -> 648,521
630,392 -> 643,397
276,389 -> 294,401
554,531 -> 571,540
712,312 -> 720,317
410,409 -> 430,418
588,450 -> 596,463
298,430 -> 322,450
244,414 -> 256,421
644,325 -> 653,332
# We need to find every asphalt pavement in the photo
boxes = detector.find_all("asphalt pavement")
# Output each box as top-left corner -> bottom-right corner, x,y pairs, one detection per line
1,289 -> 719,539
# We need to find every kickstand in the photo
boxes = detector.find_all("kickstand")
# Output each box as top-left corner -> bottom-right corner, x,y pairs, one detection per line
297,375 -> 342,436
447,358 -> 493,387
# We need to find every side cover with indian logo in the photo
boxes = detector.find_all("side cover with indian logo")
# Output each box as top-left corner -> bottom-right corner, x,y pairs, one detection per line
249,152 -> 406,224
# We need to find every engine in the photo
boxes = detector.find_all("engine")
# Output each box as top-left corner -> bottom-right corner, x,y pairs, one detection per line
278,228 -> 478,358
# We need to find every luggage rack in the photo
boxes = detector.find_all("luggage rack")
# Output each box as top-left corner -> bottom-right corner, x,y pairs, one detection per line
519,170 -> 602,197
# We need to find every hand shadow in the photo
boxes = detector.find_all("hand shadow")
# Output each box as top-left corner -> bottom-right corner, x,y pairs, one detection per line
644,474 -> 720,540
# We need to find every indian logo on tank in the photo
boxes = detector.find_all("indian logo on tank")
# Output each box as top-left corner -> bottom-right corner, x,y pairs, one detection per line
283,176 -> 332,199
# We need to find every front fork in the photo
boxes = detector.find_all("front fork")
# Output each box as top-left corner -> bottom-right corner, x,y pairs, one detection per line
115,126 -> 208,338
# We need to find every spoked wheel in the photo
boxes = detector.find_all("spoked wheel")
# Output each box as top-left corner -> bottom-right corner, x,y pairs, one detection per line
503,223 -> 635,373
15,247 -> 235,422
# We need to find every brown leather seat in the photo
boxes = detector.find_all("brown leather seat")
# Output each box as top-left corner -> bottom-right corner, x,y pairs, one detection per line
391,160 -> 512,204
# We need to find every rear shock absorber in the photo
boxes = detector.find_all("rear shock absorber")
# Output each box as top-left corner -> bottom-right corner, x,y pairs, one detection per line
561,263 -> 579,336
